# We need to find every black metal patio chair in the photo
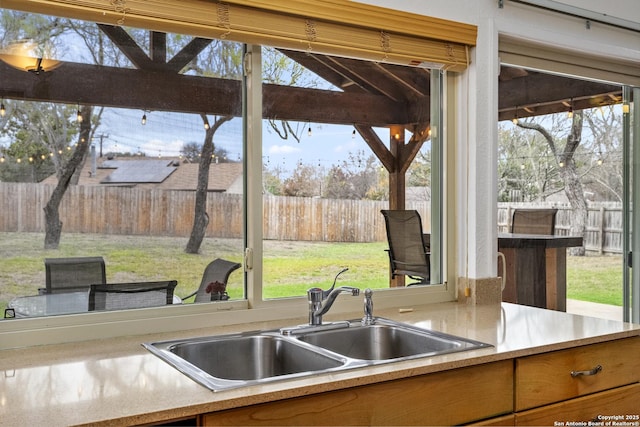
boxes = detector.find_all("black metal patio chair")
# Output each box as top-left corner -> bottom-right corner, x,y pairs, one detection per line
43,256 -> 106,294
88,281 -> 178,311
511,208 -> 558,235
182,258 -> 241,303
381,210 -> 430,285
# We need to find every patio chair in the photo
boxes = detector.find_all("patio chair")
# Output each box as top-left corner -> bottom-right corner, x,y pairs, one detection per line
88,281 -> 177,311
511,208 -> 557,235
43,256 -> 106,294
381,210 -> 430,285
183,258 -> 241,303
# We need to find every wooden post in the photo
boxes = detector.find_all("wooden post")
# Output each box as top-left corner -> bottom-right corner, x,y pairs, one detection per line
389,125 -> 406,287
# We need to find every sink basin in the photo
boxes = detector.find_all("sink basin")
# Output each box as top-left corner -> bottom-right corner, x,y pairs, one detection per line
143,333 -> 346,391
143,318 -> 491,391
296,319 -> 490,360
169,335 -> 344,380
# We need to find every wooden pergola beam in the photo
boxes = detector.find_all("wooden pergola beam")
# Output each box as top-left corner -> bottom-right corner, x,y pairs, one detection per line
0,61 -> 415,126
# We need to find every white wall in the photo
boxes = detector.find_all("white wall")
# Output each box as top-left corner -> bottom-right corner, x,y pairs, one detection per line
355,0 -> 640,279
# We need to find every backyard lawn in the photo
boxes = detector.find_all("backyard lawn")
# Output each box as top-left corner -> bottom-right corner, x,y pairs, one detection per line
0,232 -> 624,312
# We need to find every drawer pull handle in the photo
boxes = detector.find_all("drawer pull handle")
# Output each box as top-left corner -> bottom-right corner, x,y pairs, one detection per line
571,365 -> 602,377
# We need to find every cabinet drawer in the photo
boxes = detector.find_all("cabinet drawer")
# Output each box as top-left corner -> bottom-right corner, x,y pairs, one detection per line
515,383 -> 640,426
515,337 -> 640,411
202,360 -> 513,426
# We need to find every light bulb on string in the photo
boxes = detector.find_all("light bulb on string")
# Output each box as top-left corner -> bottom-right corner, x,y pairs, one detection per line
76,105 -> 82,123
0,100 -> 5,117
141,112 -> 147,125
307,124 -> 312,137
352,128 -> 356,139
512,107 -> 519,125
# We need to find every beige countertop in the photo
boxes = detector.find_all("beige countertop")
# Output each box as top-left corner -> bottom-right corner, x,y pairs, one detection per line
1,302 -> 639,426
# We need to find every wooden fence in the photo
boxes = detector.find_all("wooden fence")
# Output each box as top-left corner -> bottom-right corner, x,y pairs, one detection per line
498,202 -> 623,255
0,183 -> 429,243
0,183 -> 624,252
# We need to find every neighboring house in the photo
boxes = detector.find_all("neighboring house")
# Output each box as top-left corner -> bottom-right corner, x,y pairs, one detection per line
41,154 -> 243,194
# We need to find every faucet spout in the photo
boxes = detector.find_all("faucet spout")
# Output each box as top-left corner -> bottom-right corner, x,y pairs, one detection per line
307,268 -> 358,326
308,286 -> 359,326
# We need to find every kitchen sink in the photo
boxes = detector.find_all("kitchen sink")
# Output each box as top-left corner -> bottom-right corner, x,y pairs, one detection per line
295,319 -> 489,360
143,318 -> 491,391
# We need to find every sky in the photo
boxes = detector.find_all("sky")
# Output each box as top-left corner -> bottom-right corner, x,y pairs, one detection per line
99,107 -> 385,172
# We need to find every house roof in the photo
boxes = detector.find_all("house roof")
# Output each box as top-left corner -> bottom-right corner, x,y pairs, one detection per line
41,156 -> 243,192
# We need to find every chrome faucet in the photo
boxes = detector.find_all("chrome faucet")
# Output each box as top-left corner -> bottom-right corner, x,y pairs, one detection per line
308,268 -> 359,326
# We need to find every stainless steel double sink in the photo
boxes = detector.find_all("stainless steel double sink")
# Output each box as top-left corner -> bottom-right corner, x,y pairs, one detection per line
143,318 -> 491,391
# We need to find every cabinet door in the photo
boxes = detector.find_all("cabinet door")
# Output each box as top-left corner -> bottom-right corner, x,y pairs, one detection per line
515,383 -> 640,426
202,360 -> 513,426
515,337 -> 640,410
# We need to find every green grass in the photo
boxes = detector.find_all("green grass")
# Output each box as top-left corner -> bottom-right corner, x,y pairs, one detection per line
0,232 -> 625,311
567,254 -> 623,306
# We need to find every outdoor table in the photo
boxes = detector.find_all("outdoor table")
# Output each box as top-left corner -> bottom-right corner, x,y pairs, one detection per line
498,233 -> 583,312
8,289 -> 182,318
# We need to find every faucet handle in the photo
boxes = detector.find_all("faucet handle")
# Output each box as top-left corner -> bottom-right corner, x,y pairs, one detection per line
312,268 -> 349,300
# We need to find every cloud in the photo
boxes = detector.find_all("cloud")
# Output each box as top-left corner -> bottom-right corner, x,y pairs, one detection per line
334,140 -> 360,153
269,145 -> 302,155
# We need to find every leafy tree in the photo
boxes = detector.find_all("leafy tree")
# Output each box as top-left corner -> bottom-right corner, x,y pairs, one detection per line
282,162 -> 322,197
180,141 -> 233,164
323,151 -> 380,200
263,162 -> 285,195
407,148 -> 432,189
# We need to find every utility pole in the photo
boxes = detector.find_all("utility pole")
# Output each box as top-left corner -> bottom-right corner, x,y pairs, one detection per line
94,133 -> 109,157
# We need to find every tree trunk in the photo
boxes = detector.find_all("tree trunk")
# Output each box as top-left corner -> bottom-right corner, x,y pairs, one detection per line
518,111 -> 587,255
562,111 -> 587,256
44,106 -> 93,249
185,115 -> 232,254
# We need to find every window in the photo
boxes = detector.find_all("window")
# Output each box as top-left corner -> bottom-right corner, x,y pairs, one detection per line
0,1 -> 465,347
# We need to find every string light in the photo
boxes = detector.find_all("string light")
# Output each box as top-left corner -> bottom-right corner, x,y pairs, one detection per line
141,112 -> 147,125
76,105 -> 83,123
307,123 -> 312,137
352,128 -> 356,139
512,106 -> 519,125
622,103 -> 630,114
0,100 -> 5,117
567,98 -> 573,119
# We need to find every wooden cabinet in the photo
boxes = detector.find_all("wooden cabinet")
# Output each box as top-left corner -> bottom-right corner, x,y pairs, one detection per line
516,383 -> 640,426
201,360 -> 513,426
515,337 -> 640,411
198,338 -> 640,427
